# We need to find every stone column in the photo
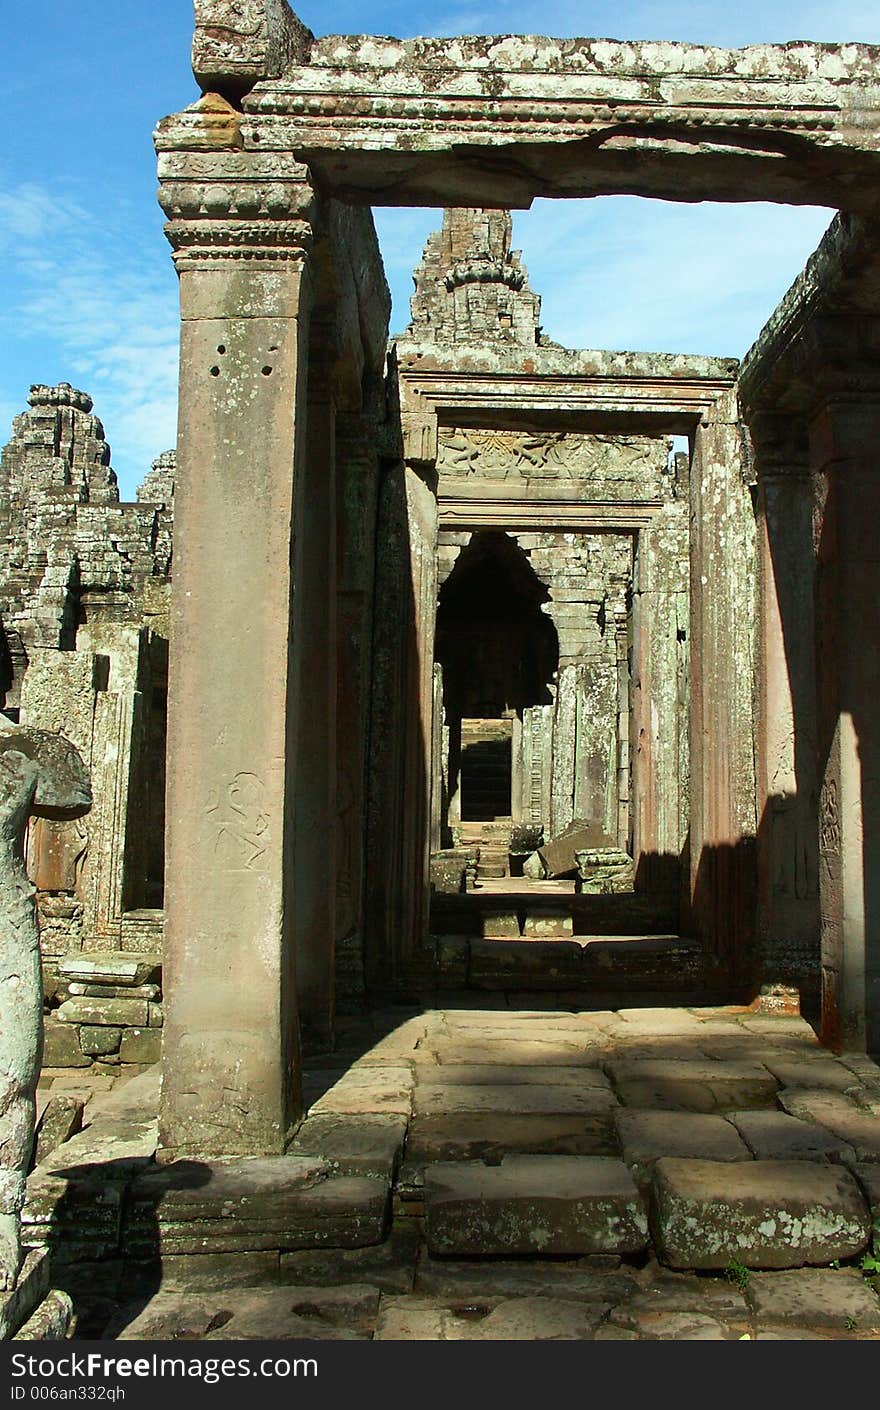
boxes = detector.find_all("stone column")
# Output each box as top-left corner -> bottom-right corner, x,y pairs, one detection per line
809,383 -> 880,1052
155,117 -> 317,1157
750,412 -> 819,1007
689,389 -> 758,973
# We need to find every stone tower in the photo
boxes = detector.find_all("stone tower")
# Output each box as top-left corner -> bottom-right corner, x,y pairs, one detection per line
408,208 -> 543,345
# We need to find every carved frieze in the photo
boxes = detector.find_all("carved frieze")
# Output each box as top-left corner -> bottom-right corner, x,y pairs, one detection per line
437,428 -> 667,487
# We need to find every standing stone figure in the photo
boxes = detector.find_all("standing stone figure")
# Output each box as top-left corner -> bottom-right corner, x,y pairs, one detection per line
0,715 -> 90,1290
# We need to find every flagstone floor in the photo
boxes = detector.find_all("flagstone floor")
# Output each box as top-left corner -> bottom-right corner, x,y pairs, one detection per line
24,1003 -> 880,1342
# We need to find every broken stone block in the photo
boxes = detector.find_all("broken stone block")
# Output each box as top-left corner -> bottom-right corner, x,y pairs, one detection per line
0,1248 -> 51,1339
651,1157 -> 870,1269
424,1154 -> 648,1257
34,1095 -> 84,1166
615,1110 -> 751,1188
522,851 -> 547,880
118,1028 -> 162,1064
606,1058 -> 778,1112
539,819 -> 620,878
728,1109 -> 855,1164
747,1268 -> 880,1330
41,1020 -> 89,1068
78,1025 -> 123,1057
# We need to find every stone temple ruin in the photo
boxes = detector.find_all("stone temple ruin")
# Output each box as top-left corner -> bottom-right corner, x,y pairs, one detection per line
2,1 -> 880,1342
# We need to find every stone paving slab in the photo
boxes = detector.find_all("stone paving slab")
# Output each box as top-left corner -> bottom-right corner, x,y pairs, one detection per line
405,1113 -> 618,1167
728,1109 -> 856,1164
115,1285 -> 380,1340
374,1294 -> 609,1340
414,1252 -> 638,1305
414,1081 -> 617,1117
779,1090 -> 880,1161
413,1063 -> 611,1089
424,1154 -> 647,1256
606,1059 -> 779,1112
746,1269 -> 880,1330
762,1057 -> 864,1092
615,1110 -> 751,1186
616,1008 -> 708,1036
652,1157 -> 871,1269
427,1038 -> 602,1067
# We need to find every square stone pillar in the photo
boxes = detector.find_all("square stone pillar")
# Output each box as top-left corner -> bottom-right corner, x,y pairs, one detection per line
689,390 -> 758,974
293,333 -> 337,1049
155,120 -> 317,1157
809,396 -> 880,1052
751,412 -> 820,1007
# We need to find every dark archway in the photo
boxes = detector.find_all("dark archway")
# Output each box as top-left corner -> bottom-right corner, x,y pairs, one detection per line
435,531 -> 559,825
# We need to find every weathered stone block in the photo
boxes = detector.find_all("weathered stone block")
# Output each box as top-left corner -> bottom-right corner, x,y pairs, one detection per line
287,1114 -> 406,1182
522,909 -> 574,937
78,1026 -> 123,1056
129,1159 -> 389,1256
56,997 -> 149,1027
119,1028 -> 162,1064
12,1289 -> 73,1341
481,910 -> 520,939
747,1269 -> 880,1330
58,953 -> 158,987
41,1021 -> 88,1069
424,1154 -> 648,1257
651,1158 -> 870,1269
406,1113 -> 617,1167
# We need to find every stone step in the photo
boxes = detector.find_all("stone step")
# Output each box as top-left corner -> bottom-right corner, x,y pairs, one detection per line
651,1157 -> 871,1269
424,1154 -> 648,1256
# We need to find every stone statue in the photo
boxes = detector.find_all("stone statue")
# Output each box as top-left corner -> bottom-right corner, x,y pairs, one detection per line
0,715 -> 90,1290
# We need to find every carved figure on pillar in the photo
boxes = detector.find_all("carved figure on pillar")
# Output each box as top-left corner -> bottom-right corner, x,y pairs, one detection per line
0,716 -> 91,1290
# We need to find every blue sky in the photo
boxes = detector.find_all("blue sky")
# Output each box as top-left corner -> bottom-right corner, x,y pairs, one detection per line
1,1 -> 877,498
